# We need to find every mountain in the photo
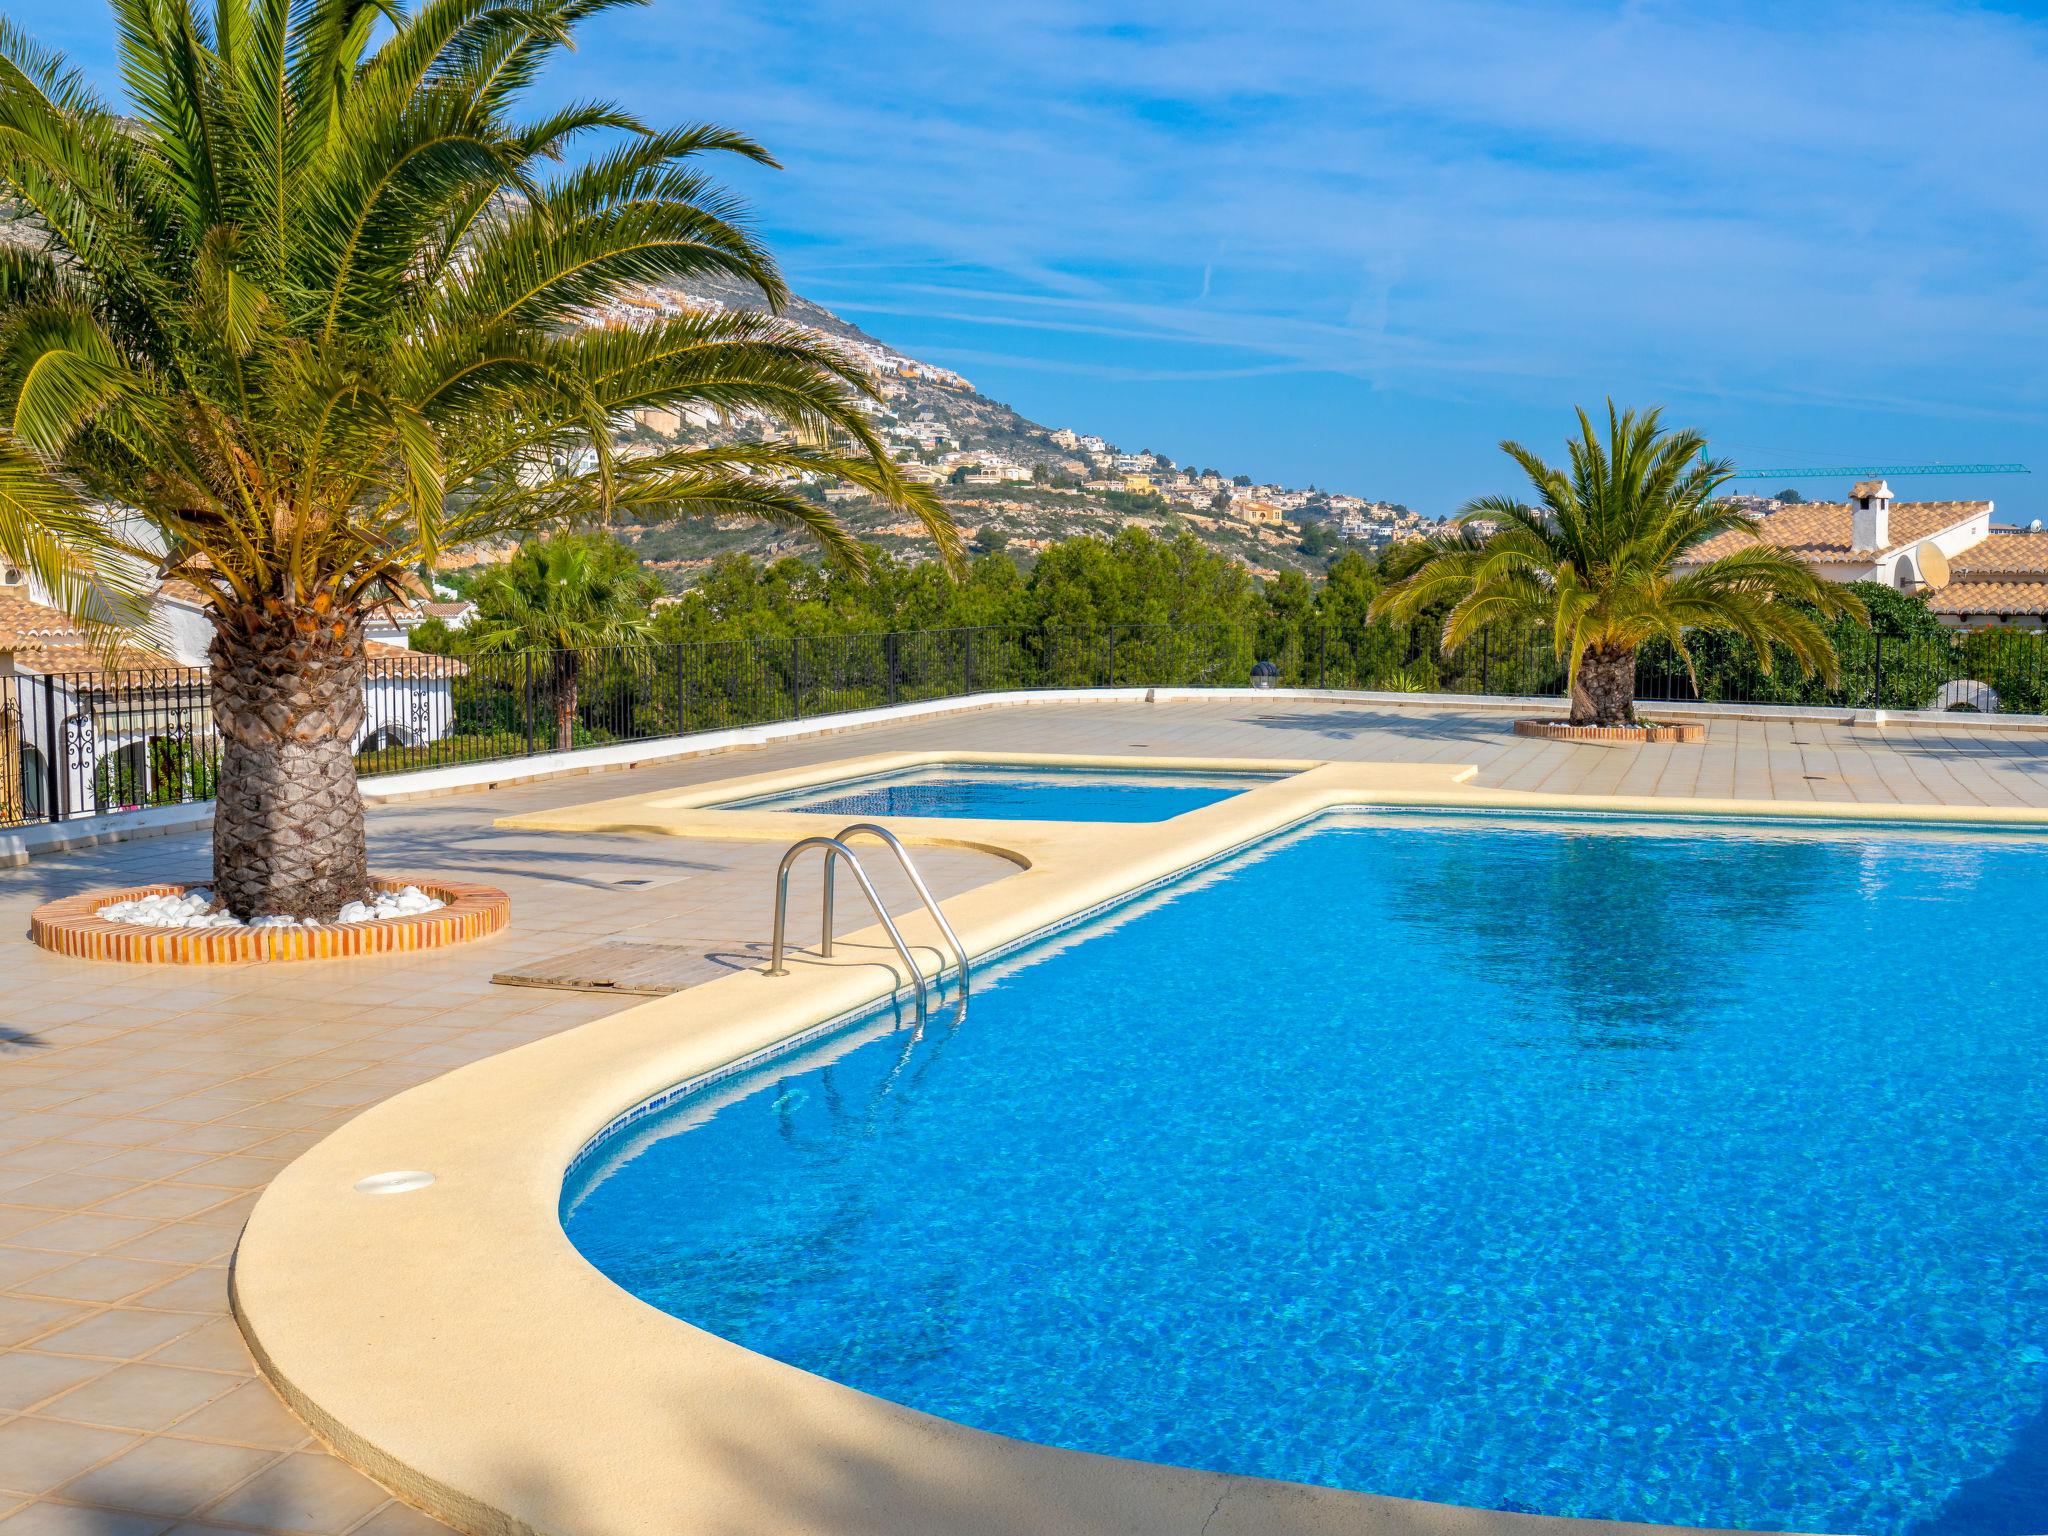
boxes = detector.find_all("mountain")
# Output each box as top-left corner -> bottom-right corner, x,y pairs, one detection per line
582,273 -> 1428,586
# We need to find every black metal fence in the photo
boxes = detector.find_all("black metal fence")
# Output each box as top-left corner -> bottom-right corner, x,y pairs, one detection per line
8,621 -> 2048,829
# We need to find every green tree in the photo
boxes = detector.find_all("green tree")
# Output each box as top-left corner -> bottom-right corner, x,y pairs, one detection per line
1031,529 -> 1256,629
0,0 -> 952,917
469,534 -> 656,750
1776,489 -> 1806,504
1296,522 -> 1336,558
1373,404 -> 1861,725
407,615 -> 459,656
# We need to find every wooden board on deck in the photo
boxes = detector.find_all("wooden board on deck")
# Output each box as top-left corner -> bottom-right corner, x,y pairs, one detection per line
492,939 -> 740,996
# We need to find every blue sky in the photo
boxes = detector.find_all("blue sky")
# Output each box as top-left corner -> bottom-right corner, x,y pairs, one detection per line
19,0 -> 2048,516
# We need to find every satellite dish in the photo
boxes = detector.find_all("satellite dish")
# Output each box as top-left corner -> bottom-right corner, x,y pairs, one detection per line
1916,542 -> 1951,589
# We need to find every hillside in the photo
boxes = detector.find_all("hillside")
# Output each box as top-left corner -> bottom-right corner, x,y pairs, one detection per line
585,273 -> 1431,587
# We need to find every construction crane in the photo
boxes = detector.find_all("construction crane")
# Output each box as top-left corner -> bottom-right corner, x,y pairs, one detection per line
1726,462 -> 2030,480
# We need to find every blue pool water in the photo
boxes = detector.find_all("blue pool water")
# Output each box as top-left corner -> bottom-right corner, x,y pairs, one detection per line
717,763 -> 1283,821
565,812 -> 2048,1536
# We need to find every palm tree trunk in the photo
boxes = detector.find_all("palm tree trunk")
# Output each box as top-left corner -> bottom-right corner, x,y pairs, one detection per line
553,655 -> 579,752
209,601 -> 369,920
1570,645 -> 1637,726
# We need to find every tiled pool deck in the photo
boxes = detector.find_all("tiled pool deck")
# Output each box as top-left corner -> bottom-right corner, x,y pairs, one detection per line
1,697 -> 2046,1536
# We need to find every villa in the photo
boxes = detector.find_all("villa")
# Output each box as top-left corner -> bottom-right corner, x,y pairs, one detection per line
1,567 -> 465,823
1686,478 -> 2048,628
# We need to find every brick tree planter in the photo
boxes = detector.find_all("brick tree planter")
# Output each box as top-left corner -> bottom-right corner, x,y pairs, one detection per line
1514,719 -> 1707,745
30,876 -> 510,964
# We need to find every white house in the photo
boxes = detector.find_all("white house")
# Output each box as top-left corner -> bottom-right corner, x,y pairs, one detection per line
420,598 -> 478,630
1681,480 -> 2048,629
1,566 -> 462,825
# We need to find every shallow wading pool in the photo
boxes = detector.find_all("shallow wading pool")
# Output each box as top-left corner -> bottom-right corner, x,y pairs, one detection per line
564,811 -> 2048,1536
710,763 -> 1288,821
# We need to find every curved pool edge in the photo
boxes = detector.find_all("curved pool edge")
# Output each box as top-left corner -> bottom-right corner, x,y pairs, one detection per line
235,759 -> 2048,1536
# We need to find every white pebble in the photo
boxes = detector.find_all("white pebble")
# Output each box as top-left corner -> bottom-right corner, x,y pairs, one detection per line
100,886 -> 445,929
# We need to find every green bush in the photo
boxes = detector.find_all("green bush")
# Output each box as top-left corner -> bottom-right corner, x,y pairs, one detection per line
353,730 -> 530,776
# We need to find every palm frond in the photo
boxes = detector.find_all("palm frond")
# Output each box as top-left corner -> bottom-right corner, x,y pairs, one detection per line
0,0 -> 955,631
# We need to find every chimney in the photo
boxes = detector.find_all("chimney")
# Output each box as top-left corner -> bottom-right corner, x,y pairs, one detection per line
1850,479 -> 1893,550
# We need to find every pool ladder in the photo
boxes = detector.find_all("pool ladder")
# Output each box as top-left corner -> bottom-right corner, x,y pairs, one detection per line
765,823 -> 971,1026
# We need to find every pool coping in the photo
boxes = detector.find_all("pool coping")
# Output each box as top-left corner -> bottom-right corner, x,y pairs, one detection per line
232,755 -> 2048,1536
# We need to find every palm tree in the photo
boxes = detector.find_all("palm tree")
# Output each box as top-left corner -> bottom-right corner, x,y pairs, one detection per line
467,532 -> 653,751
1372,404 -> 1862,726
0,0 -> 956,918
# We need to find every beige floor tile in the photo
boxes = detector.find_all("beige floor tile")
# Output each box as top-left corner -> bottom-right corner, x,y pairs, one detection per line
61,1128 -> 170,1155
193,1452 -> 387,1535
171,1161 -> 280,1194
0,1253 -> 69,1293
0,1154 -> 109,1181
137,1326 -> 248,1377
12,1261 -> 188,1308
75,1194 -> 219,1228
53,1439 -> 276,1519
98,1234 -> 227,1273
29,1313 -> 209,1364
0,1356 -> 114,1416
118,1277 -> 221,1319
0,1498 -> 173,1536
0,1421 -> 138,1497
131,1133 -> 263,1160
159,1384 -> 306,1452
7,1220 -> 160,1261
0,1216 -> 62,1246
0,1302 -> 91,1351
41,1367 -> 237,1435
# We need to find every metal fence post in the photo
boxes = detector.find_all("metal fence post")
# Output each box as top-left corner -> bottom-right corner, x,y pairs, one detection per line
1873,632 -> 1884,707
40,674 -> 60,822
672,643 -> 687,736
1318,626 -> 1328,690
886,632 -> 900,707
963,628 -> 975,696
1481,628 -> 1492,695
790,636 -> 803,720
1108,628 -> 1118,688
522,652 -> 535,755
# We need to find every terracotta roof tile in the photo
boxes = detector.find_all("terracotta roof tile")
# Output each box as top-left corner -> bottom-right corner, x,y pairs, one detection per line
1925,581 -> 2048,617
1948,531 -> 2048,577
0,588 -> 183,676
364,639 -> 468,676
1687,501 -> 1989,563
153,577 -> 212,606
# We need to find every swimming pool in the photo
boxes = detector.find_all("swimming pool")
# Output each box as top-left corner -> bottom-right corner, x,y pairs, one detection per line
714,763 -> 1286,821
565,811 -> 2048,1536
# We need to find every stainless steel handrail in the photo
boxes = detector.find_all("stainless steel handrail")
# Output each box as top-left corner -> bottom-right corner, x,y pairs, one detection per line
824,824 -> 972,1012
765,836 -> 928,1024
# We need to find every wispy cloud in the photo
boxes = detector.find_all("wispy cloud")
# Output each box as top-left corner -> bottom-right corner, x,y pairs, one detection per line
23,0 -> 2043,504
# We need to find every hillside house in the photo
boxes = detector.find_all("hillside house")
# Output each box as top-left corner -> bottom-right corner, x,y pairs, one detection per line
1682,481 -> 2048,630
